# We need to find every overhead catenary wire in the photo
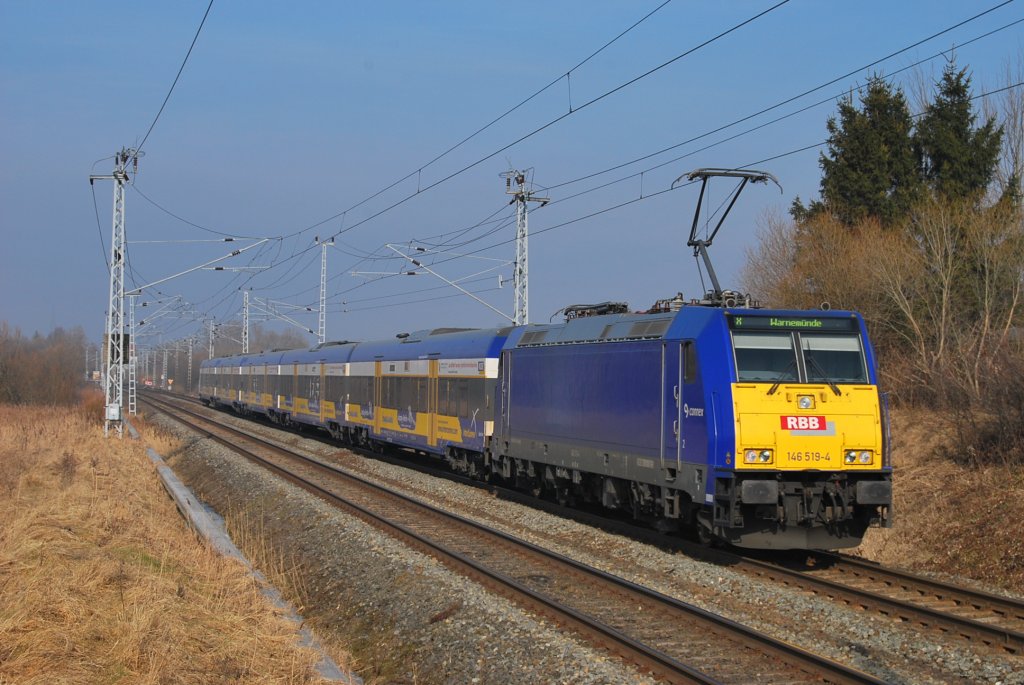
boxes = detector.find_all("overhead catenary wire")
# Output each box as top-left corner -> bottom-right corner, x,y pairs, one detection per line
175,77 -> 1024,335
131,184 -> 265,239
270,0 -> 679,244
132,0 -> 215,161
391,80 -> 1024,280
91,183 -> 110,273
298,0 -> 793,244
131,5 -> 1021,341
537,3 -> 1021,195
194,0 -> 794,299
205,0 -> 1011,298
324,65 -> 1024,314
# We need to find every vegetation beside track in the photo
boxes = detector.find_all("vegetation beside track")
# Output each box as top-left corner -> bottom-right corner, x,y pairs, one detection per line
857,408 -> 1024,593
0,393 -> 347,683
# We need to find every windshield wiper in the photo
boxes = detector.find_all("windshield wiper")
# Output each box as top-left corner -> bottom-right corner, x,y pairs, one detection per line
766,359 -> 798,396
805,355 -> 842,396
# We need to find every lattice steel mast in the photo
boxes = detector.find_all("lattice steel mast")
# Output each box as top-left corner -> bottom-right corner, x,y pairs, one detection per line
90,148 -> 136,437
127,294 -> 138,415
242,290 -> 250,354
317,236 -> 333,344
501,170 -> 547,326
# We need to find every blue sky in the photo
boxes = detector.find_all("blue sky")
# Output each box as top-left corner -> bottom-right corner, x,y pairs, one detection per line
1,1 -> 1021,347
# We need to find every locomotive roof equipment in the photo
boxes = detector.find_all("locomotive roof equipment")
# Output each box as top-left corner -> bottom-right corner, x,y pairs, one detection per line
672,168 -> 782,307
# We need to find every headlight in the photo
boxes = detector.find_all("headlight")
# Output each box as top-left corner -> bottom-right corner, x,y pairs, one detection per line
845,450 -> 857,464
858,451 -> 873,464
744,449 -> 759,463
798,395 -> 814,409
759,450 -> 773,463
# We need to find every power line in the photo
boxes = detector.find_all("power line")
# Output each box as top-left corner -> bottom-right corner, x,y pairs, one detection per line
131,184 -> 263,239
129,3 -> 1019,336
539,3 -> 1020,195
268,0 -> 676,244
226,0 -> 1002,288
340,59 -> 1024,300
134,0 -> 215,160
341,286 -> 503,314
291,0 -> 792,245
120,1 -> 788,291
424,81 -> 1024,275
91,183 -> 110,273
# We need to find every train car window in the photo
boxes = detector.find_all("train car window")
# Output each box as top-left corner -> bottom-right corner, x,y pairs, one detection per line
683,341 -> 697,383
732,332 -> 798,382
400,377 -> 413,409
458,379 -> 469,417
416,378 -> 428,411
800,333 -> 867,383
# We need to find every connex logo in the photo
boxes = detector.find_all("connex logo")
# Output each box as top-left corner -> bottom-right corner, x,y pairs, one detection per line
683,404 -> 705,418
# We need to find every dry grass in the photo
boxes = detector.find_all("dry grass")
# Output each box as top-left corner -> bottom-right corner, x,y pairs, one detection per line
0,401 -> 343,684
857,407 -> 1024,592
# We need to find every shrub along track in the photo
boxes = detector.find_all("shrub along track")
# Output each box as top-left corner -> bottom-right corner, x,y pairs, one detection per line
142,393 -> 881,685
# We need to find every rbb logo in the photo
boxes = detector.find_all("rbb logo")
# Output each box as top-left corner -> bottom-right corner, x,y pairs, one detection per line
781,415 -> 827,431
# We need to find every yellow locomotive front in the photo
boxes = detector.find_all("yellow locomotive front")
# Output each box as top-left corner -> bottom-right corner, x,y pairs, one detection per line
713,313 -> 892,549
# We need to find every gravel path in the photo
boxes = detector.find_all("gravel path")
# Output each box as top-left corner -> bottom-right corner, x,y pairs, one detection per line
154,407 -> 1024,684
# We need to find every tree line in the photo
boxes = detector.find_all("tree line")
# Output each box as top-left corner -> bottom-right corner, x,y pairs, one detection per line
744,60 -> 1024,464
0,323 -> 88,405
0,319 -> 311,406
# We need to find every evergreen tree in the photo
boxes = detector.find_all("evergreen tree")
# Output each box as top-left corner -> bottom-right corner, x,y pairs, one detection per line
913,62 -> 1003,200
811,79 -> 921,227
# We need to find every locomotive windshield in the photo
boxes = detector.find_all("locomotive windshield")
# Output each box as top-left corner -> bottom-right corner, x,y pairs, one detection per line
801,333 -> 867,383
732,330 -> 867,384
733,333 -> 798,382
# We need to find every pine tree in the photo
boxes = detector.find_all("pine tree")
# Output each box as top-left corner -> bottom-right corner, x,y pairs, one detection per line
815,79 -> 922,227
913,62 -> 1003,201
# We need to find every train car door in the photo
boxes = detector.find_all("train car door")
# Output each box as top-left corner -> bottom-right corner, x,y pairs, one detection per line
317,360 -> 326,422
428,358 -> 439,447
373,360 -> 382,435
499,350 -> 512,442
661,342 -> 683,475
292,364 -> 298,411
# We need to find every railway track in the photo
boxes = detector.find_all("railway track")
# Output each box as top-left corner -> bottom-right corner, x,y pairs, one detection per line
153,391 -> 1024,659
775,551 -> 1024,654
142,393 -> 882,685
154,391 -> 1024,658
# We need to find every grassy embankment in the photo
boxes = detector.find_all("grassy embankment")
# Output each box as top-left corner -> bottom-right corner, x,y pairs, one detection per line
858,408 -> 1024,593
0,392 -> 350,684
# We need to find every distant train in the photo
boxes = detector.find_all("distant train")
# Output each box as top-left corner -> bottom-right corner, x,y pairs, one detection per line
199,303 -> 893,549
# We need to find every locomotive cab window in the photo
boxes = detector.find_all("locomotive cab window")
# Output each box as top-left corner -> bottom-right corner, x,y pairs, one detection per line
732,330 -> 868,384
801,333 -> 867,384
733,332 -> 799,382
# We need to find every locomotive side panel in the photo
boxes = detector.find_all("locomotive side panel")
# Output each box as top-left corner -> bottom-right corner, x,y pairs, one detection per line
501,340 -> 664,484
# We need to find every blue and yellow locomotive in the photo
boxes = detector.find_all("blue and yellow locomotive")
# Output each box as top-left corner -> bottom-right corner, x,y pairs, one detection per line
199,304 -> 892,549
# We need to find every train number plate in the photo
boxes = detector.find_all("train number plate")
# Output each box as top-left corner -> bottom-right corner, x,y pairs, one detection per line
787,451 -> 831,462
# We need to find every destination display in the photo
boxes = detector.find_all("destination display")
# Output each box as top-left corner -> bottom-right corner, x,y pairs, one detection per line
727,314 -> 858,332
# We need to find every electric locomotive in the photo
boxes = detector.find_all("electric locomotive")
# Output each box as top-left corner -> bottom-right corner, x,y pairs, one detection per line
197,168 -> 892,549
198,304 -> 892,549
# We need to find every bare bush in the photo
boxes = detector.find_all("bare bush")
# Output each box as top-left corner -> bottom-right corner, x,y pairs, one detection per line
743,198 -> 1024,463
0,323 -> 87,405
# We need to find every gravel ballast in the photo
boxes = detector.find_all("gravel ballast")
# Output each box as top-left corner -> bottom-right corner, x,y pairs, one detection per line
152,407 -> 1024,685
154,413 -> 656,685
